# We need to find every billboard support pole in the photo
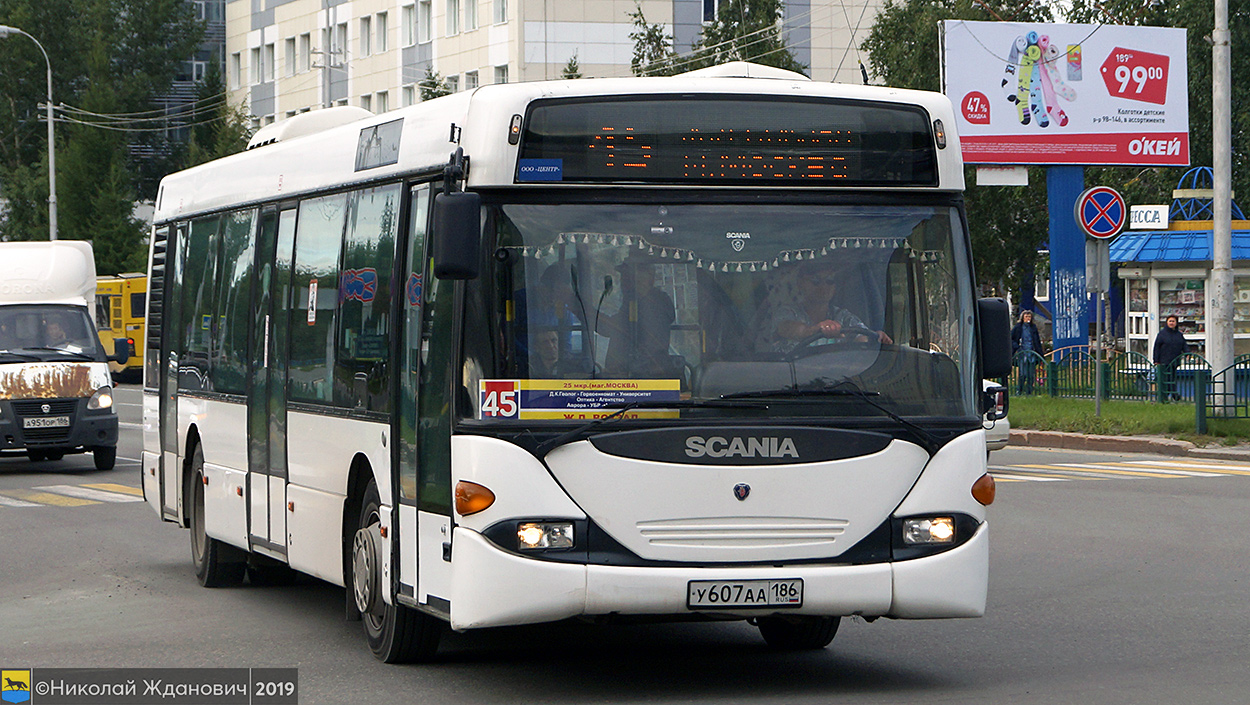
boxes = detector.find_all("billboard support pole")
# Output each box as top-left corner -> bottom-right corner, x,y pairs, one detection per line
1210,0 -> 1234,415
1048,166 -> 1088,357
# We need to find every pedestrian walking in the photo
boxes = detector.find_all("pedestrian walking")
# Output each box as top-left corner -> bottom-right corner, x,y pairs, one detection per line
1010,310 -> 1043,394
1152,315 -> 1190,401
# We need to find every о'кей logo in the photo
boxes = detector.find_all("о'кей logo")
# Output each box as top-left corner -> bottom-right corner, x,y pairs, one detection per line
1,670 -> 31,704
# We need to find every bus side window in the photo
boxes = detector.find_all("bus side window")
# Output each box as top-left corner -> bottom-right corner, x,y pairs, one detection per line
289,193 -> 347,405
335,184 -> 400,412
180,216 -> 221,391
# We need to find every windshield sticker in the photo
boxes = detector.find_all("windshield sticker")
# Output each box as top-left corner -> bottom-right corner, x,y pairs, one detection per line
479,379 -> 680,420
518,159 -> 563,182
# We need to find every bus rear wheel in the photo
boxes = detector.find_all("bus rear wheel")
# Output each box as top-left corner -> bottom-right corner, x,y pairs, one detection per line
356,480 -> 441,663
188,445 -> 246,588
756,615 -> 840,650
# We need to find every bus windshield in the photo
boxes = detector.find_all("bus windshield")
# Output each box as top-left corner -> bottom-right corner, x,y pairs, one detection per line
468,200 -> 978,422
0,305 -> 105,362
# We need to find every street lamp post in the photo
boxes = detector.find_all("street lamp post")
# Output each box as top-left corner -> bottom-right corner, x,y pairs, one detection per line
0,25 -> 57,241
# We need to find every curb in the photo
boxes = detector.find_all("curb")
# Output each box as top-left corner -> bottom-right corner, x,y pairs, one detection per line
1008,429 -> 1250,461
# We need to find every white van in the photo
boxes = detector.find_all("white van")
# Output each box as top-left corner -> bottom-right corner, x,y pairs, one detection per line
0,241 -> 130,470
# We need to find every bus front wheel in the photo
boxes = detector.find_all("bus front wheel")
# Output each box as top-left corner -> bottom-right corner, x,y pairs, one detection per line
356,480 -> 442,663
756,615 -> 840,650
188,445 -> 247,587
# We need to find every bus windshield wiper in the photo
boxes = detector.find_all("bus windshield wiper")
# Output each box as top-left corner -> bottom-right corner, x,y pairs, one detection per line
721,381 -> 941,455
534,398 -> 769,457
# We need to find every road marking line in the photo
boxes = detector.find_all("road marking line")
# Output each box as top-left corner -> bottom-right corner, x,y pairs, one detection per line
1130,460 -> 1250,475
990,472 -> 1067,482
0,495 -> 41,507
1040,464 -> 1181,479
990,466 -> 1082,480
1092,462 -> 1227,477
1012,464 -> 1136,479
34,485 -> 145,503
118,422 -> 143,428
1,490 -> 99,507
82,482 -> 144,497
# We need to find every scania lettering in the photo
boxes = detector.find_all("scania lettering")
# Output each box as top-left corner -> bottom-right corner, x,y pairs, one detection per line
145,62 -> 1012,662
0,241 -> 131,470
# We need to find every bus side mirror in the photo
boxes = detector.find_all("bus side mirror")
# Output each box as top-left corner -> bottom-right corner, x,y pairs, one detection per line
432,191 -> 482,280
978,297 -> 1012,380
112,337 -> 133,365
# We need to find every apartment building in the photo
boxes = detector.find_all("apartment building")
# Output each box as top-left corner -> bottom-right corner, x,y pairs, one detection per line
225,0 -> 884,126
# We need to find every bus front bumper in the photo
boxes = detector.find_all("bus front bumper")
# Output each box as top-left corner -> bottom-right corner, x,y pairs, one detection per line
447,522 -> 988,631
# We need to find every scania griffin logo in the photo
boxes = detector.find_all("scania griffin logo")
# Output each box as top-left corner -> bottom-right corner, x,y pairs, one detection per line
684,436 -> 799,459
733,483 -> 751,501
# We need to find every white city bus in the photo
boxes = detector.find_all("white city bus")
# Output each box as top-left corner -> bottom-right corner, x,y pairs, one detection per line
143,62 -> 1012,662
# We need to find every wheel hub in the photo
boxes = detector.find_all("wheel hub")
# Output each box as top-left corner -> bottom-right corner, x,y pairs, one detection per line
352,524 -> 383,615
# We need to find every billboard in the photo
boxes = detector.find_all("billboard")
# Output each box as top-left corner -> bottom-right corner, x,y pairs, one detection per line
941,21 -> 1189,166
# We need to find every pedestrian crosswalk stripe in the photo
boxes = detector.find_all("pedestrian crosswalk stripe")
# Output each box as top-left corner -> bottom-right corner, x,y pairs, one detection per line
82,482 -> 144,497
1131,460 -> 1250,476
988,472 -> 1068,482
989,466 -> 1092,480
0,489 -> 98,507
0,495 -> 41,507
33,485 -> 144,503
992,458 -> 1250,484
1044,464 -> 1190,479
1091,462 -> 1224,477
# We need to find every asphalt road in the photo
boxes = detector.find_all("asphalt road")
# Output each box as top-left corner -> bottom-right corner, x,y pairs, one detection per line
2,387 -> 1248,704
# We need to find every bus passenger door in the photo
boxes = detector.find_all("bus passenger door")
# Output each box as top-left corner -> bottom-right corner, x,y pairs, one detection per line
247,206 -> 296,556
397,185 -> 453,611
160,224 -> 186,522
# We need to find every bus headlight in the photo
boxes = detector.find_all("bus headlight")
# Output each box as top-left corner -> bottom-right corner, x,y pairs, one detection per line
902,517 -> 956,545
87,387 -> 114,410
517,522 -> 574,550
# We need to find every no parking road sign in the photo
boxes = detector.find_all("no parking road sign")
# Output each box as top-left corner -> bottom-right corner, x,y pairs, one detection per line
1075,186 -> 1127,239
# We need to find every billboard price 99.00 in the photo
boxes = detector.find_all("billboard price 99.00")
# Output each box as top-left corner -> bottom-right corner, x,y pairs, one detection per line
941,21 -> 1188,167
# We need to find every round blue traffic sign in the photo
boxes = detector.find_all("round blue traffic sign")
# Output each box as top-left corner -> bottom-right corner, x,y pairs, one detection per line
1074,186 -> 1126,239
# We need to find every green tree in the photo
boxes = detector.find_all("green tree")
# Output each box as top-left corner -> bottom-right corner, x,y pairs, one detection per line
562,51 -> 583,79
628,5 -> 678,76
692,0 -> 806,75
185,63 -> 253,168
419,66 -> 453,101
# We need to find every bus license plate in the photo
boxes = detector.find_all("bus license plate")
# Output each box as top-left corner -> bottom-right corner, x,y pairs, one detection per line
24,416 -> 69,429
687,579 -> 803,609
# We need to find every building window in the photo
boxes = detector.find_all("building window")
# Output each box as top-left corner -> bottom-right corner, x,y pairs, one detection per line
445,74 -> 459,92
360,16 -> 372,56
264,43 -> 275,82
402,5 -> 416,46
402,84 -> 416,106
334,22 -> 348,65
376,90 -> 389,113
285,38 -> 296,77
464,69 -> 479,90
249,47 -> 261,84
446,0 -> 460,36
361,94 -> 372,111
299,33 -> 311,72
494,64 -> 508,84
493,0 -> 506,24
418,0 -> 432,42
465,0 -> 477,30
376,12 -> 388,52
703,0 -> 719,23
229,52 -> 241,89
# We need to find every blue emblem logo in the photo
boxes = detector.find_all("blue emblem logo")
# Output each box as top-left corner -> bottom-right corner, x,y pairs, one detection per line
733,483 -> 750,501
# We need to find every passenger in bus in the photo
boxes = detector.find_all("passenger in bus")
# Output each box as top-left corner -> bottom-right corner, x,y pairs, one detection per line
759,261 -> 891,353
530,330 -> 564,378
599,260 -> 677,377
518,262 -> 590,377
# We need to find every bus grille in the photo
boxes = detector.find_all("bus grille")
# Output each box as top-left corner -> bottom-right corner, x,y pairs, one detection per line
636,517 -> 849,549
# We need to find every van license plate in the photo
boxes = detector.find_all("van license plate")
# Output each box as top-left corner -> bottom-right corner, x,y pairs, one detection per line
24,416 -> 69,429
687,579 -> 803,609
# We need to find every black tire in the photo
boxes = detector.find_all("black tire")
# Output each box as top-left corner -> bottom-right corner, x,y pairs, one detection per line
27,449 -> 47,462
188,445 -> 246,587
93,447 -> 115,471
357,480 -> 442,662
757,616 -> 840,650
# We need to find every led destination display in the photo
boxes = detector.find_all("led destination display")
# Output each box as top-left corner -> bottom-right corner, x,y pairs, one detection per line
516,97 -> 939,186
